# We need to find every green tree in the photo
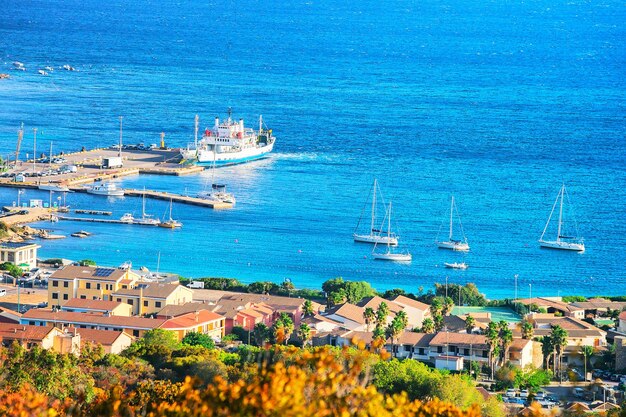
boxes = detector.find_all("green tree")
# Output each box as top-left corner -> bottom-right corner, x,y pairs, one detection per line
498,321 -> 513,365
442,297 -> 454,316
344,281 -> 376,304
124,329 -> 181,367
302,300 -> 314,317
328,289 -> 346,307
581,345 -> 595,381
272,313 -> 294,345
386,315 -> 405,357
521,320 -> 534,340
363,307 -> 376,332
550,325 -> 568,376
78,259 -> 96,266
376,302 -> 390,327
539,336 -> 554,370
181,332 -> 215,349
434,314 -> 445,332
382,288 -> 406,299
465,315 -> 476,334
430,297 -> 443,317
421,317 -> 435,334
280,280 -> 295,296
297,323 -> 312,347
485,322 -> 500,378
0,262 -> 22,278
253,323 -> 270,346
373,324 -> 385,342
248,281 -> 278,294
395,311 -> 409,329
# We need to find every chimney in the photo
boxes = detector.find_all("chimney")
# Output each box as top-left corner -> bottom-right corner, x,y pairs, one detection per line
195,311 -> 199,323
73,328 -> 77,336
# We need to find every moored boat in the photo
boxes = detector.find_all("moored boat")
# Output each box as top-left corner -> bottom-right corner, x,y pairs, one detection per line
158,199 -> 182,228
436,195 -> 469,251
353,179 -> 398,246
444,262 -> 468,270
372,202 -> 412,262
39,184 -> 70,192
87,182 -> 124,196
539,184 -> 585,252
181,110 -> 275,166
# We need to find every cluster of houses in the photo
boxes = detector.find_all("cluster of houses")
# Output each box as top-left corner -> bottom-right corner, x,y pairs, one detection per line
0,263 -> 623,378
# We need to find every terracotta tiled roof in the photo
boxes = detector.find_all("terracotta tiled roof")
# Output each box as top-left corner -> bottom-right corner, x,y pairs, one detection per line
324,303 -> 366,324
63,298 -> 127,312
392,295 -> 430,311
517,297 -> 583,313
532,316 -> 606,337
394,331 -> 432,345
343,330 -> 374,345
70,327 -> 131,346
157,302 -> 212,318
619,311 -> 626,321
51,265 -> 126,282
0,323 -> 58,342
429,332 -> 489,349
357,296 -> 403,314
160,310 -> 224,330
22,309 -> 166,330
112,283 -> 190,299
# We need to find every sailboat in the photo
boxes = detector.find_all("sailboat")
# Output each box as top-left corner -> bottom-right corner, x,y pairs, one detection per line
158,199 -> 182,228
372,201 -> 412,262
539,184 -> 585,252
436,195 -> 470,251
121,192 -> 160,226
196,141 -> 236,205
353,179 -> 398,245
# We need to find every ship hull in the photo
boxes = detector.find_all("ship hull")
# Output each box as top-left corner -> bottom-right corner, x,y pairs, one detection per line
539,240 -> 585,252
184,143 -> 274,166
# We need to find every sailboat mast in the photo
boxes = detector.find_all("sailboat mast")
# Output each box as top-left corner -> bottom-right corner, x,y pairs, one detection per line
371,179 -> 377,234
557,185 -> 564,242
449,195 -> 454,241
169,199 -> 173,221
49,142 -> 52,170
387,201 -> 392,248
194,115 -> 199,148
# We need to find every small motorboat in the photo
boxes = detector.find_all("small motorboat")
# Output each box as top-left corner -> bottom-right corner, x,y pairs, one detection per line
71,231 -> 92,238
444,262 -> 468,270
37,69 -> 48,76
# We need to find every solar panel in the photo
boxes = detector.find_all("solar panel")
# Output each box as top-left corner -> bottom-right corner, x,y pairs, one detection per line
94,268 -> 114,277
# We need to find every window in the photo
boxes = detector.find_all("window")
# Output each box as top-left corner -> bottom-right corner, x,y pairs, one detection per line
143,301 -> 148,307
29,321 -> 35,325
63,281 -> 69,288
63,294 -> 68,300
464,349 -> 470,356
482,350 -> 488,358
437,346 -> 443,353
116,298 -> 121,302
86,283 -> 91,289
127,299 -> 133,305
80,295 -> 86,299
96,283 -> 101,290
52,293 -> 59,299
155,301 -> 162,308
52,280 -> 59,287
133,330 -> 140,337
418,348 -> 425,355
404,345 -> 411,352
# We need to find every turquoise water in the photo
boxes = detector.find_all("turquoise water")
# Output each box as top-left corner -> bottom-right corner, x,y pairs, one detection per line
0,0 -> 624,299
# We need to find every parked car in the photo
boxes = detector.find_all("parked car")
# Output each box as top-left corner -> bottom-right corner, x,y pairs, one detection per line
505,389 -> 517,398
534,391 -> 546,401
519,390 -> 529,399
573,388 -> 586,398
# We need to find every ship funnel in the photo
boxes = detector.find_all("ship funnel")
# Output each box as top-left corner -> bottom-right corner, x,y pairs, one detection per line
239,118 -> 244,130
214,117 -> 219,128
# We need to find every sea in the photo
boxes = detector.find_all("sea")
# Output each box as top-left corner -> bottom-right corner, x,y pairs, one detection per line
0,0 -> 624,299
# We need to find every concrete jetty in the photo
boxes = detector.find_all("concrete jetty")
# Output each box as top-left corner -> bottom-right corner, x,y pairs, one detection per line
123,189 -> 233,209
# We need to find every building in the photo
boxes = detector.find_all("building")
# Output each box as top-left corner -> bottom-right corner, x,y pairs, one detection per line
48,265 -> 141,307
160,310 -> 225,340
73,328 -> 134,354
572,299 -> 626,318
322,303 -> 367,331
0,242 -> 40,270
61,298 -> 133,316
110,282 -> 193,315
517,298 -> 584,319
391,295 -> 431,328
617,311 -> 626,334
0,323 -> 80,354
435,355 -> 464,371
21,308 -> 167,338
0,307 -> 21,324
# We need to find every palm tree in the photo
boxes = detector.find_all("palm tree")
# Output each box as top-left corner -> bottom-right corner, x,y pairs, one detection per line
465,314 -> 476,334
521,319 -> 534,339
277,313 -> 295,345
396,311 -> 409,329
430,297 -> 443,317
539,336 -> 555,370
486,321 -> 500,378
421,317 -> 435,334
363,307 -> 376,332
550,325 -> 568,378
581,345 -> 595,382
373,324 -> 385,342
442,297 -> 454,316
376,302 -> 389,327
297,323 -> 312,347
498,321 -> 513,365
253,323 -> 269,346
385,316 -> 404,357
434,314 -> 445,332
302,300 -> 314,317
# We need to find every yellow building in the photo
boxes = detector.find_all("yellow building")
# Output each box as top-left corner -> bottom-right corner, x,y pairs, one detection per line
110,282 -> 194,316
0,242 -> 40,270
159,309 -> 226,340
48,265 -> 140,308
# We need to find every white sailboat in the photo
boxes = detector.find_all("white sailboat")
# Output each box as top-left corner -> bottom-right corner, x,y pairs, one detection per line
539,184 -> 585,252
436,195 -> 470,251
372,201 -> 412,262
353,179 -> 398,245
137,191 -> 160,225
196,140 -> 236,205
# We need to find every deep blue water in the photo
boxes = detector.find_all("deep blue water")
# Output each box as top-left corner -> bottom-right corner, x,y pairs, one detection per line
0,0 -> 624,299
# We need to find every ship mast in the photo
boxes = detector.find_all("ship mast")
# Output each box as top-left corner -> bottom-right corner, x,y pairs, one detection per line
449,195 -> 454,241
194,114 -> 199,148
557,184 -> 564,242
371,179 -> 377,235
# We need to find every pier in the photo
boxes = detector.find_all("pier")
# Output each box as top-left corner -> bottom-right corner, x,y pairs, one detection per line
75,209 -> 112,216
57,216 -> 157,226
122,189 -> 233,209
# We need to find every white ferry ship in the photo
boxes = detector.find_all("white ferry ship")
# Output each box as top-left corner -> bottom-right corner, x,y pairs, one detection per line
180,110 -> 275,166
